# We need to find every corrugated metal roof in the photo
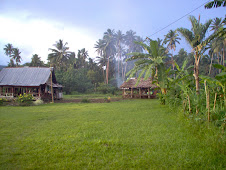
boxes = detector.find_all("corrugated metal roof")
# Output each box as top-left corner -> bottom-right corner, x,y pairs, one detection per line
0,67 -> 51,86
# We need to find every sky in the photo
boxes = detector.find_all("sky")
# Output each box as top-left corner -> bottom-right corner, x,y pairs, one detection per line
0,0 -> 225,65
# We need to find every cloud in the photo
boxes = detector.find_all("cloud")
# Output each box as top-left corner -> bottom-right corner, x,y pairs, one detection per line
0,14 -> 98,65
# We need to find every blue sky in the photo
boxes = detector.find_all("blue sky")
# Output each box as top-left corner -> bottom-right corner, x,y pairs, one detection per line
0,0 -> 225,65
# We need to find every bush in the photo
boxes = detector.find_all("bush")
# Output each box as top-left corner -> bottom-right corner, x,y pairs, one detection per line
97,83 -> 118,95
81,98 -> 90,103
33,99 -> 44,106
0,98 -> 7,106
104,97 -> 111,103
16,93 -> 34,106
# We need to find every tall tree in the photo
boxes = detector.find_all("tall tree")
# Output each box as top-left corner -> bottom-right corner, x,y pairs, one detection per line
115,30 -> 125,79
4,43 -> 14,58
77,48 -> 89,68
124,30 -> 137,80
48,39 -> 71,69
12,48 -> 22,66
95,39 -> 107,82
30,54 -> 44,67
177,15 -> 212,94
103,29 -> 116,84
164,30 -> 181,71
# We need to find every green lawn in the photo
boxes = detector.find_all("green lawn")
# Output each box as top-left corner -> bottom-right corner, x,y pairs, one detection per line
0,100 -> 225,169
63,93 -> 121,99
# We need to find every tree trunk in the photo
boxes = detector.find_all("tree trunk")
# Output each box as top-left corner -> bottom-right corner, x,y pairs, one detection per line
194,52 -> 200,95
208,53 -> 214,76
106,56 -> 110,84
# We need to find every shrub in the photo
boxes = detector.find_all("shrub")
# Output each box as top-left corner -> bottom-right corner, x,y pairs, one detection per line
16,93 -> 34,106
104,97 -> 111,103
33,99 -> 44,106
0,98 -> 7,106
81,98 -> 90,103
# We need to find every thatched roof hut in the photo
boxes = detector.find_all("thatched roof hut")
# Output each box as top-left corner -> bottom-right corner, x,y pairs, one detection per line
120,78 -> 157,89
120,78 -> 158,99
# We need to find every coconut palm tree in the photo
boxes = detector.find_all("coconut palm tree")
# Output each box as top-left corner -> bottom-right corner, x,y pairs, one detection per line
12,48 -> 22,66
77,48 -> 89,68
115,30 -> 125,79
48,39 -> 71,69
124,30 -> 137,80
164,30 -> 181,71
103,29 -> 116,84
205,0 -> 226,9
4,43 -> 14,58
30,54 -> 44,67
95,39 -> 107,82
177,15 -> 212,94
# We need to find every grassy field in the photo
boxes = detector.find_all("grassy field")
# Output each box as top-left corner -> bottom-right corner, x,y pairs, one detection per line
0,99 -> 225,169
63,93 -> 121,99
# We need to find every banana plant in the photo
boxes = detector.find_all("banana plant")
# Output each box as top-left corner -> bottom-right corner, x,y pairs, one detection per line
126,39 -> 167,85
200,61 -> 226,108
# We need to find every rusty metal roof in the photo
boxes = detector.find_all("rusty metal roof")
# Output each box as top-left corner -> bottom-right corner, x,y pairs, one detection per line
0,67 -> 58,87
120,78 -> 157,89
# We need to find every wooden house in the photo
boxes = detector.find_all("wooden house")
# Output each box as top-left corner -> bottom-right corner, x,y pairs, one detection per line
0,67 -> 63,100
120,78 -> 158,99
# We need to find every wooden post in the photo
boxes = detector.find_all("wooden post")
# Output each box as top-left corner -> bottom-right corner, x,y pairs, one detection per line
123,89 -> 125,98
131,88 -> 133,98
39,86 -> 41,98
148,88 -> 150,99
50,67 -> 54,103
139,88 -> 141,99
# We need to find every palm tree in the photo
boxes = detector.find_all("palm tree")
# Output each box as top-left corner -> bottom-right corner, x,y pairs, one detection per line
103,29 -> 116,84
205,0 -> 226,9
48,39 -> 71,69
12,48 -> 22,66
127,39 -> 168,94
115,30 -> 125,79
210,17 -> 225,67
124,30 -> 137,80
177,15 -> 212,94
77,48 -> 89,68
95,39 -> 107,82
4,43 -> 14,58
30,54 -> 44,66
164,30 -> 181,71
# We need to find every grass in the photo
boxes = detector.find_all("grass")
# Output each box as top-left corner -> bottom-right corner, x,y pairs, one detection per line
63,93 -> 121,99
0,99 -> 225,169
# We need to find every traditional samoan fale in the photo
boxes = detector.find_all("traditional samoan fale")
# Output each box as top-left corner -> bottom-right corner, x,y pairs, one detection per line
120,78 -> 158,99
0,67 -> 63,100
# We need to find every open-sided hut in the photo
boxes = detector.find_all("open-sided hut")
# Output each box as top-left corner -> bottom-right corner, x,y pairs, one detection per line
120,78 -> 158,99
0,67 -> 63,100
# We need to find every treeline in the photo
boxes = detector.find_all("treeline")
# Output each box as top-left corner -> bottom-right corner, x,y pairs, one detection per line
127,10 -> 225,127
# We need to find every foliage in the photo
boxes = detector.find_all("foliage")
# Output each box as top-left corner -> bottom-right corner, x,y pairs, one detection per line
96,83 -> 117,94
104,96 -> 111,103
33,99 -> 44,106
16,93 -> 34,106
0,98 -> 7,106
205,0 -> 226,9
80,98 -> 90,103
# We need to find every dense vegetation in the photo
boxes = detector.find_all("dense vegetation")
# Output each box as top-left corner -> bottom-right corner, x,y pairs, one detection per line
0,100 -> 225,169
2,2 -> 225,125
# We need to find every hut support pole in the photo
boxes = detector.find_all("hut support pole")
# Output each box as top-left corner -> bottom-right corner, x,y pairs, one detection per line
39,86 -> 41,98
131,88 -> 133,98
139,88 -> 141,99
123,89 -> 125,98
148,88 -> 150,99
